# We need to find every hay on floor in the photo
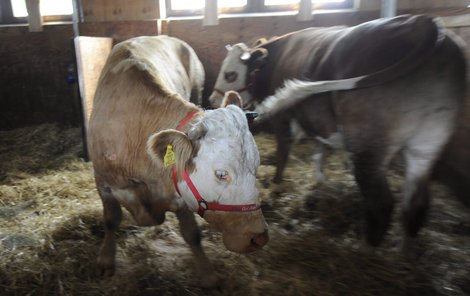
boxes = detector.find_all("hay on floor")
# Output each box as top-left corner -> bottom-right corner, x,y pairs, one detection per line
0,124 -> 469,296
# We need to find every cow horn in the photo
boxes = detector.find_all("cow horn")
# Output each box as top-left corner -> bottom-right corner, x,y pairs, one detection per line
253,38 -> 268,47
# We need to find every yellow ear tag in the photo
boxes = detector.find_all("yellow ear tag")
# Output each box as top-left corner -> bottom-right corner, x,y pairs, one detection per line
164,144 -> 176,167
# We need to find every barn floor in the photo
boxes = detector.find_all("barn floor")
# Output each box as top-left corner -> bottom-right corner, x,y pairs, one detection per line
0,123 -> 469,296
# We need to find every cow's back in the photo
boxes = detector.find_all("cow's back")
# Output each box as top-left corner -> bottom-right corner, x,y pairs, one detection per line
254,15 -> 464,99
255,27 -> 346,96
88,36 -> 200,187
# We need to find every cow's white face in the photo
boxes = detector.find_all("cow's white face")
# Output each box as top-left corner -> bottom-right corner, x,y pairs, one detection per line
209,43 -> 252,108
147,103 -> 268,253
183,105 -> 260,210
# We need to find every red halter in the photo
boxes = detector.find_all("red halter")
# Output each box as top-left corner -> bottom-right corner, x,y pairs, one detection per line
172,110 -> 260,217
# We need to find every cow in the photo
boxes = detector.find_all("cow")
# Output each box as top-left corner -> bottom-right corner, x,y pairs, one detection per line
208,15 -> 467,256
87,35 -> 269,288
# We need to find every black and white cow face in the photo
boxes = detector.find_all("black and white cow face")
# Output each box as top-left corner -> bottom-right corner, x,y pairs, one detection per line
209,43 -> 253,108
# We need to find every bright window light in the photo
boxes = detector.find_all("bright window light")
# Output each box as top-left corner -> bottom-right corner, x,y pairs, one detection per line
265,0 -> 298,5
265,0 -> 346,4
313,0 -> 346,2
10,0 -> 73,17
171,0 -> 247,10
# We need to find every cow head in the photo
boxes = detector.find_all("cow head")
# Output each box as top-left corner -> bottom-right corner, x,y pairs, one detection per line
209,43 -> 268,109
147,99 -> 268,253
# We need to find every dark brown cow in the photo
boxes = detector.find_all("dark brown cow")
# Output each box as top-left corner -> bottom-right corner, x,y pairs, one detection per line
209,15 -> 467,256
87,36 -> 268,288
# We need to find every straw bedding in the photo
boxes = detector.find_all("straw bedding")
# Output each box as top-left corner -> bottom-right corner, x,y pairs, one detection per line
0,123 -> 469,296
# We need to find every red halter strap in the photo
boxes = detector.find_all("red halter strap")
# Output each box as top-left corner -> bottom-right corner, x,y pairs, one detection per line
176,110 -> 199,131
172,110 -> 260,217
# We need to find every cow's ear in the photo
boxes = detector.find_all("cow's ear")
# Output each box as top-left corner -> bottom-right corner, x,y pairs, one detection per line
249,48 -> 268,67
221,90 -> 243,108
147,129 -> 194,173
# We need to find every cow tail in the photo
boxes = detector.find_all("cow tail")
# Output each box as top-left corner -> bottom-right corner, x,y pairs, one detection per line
254,76 -> 365,122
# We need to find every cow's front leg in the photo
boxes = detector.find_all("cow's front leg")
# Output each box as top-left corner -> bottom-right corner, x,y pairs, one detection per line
176,208 -> 220,288
96,186 -> 122,277
273,120 -> 292,184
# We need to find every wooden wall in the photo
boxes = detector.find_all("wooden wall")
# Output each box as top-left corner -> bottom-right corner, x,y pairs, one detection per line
0,0 -> 469,129
80,0 -> 161,22
0,25 -> 77,129
0,22 -> 157,130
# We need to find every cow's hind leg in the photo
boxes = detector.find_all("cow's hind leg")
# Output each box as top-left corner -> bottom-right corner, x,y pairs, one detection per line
312,143 -> 328,183
96,185 -> 122,277
401,125 -> 452,258
176,208 -> 220,288
353,150 -> 396,248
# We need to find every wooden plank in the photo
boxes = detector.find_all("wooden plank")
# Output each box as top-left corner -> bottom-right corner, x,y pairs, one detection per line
79,21 -> 158,43
25,0 -> 42,32
104,0 -> 126,21
129,0 -> 159,21
74,36 -> 113,148
81,0 -> 106,22
442,14 -> 470,28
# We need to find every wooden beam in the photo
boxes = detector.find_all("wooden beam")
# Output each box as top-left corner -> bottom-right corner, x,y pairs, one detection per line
74,36 -> 113,155
25,0 -> 43,32
442,14 -> 470,28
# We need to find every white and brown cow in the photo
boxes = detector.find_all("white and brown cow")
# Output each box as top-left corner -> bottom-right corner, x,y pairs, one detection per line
209,15 -> 467,256
87,35 -> 268,288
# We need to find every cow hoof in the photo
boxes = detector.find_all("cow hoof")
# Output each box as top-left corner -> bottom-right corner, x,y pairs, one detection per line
96,265 -> 115,277
401,237 -> 418,260
315,174 -> 327,184
199,273 -> 221,289
272,176 -> 283,184
96,257 -> 116,277
358,239 -> 376,255
270,182 -> 285,194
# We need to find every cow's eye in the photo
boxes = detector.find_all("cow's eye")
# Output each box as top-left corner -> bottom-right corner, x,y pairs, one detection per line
224,71 -> 238,83
215,170 -> 230,181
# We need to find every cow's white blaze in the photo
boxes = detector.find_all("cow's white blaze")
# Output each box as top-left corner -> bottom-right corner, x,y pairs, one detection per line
209,43 -> 252,108
176,105 -> 260,212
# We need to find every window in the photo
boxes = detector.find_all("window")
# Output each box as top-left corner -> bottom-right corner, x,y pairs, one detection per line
166,0 -> 354,17
167,0 -> 248,16
1,0 -> 73,24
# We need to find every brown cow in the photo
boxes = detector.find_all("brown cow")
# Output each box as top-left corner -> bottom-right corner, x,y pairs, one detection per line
87,36 -> 268,288
209,15 -> 467,256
